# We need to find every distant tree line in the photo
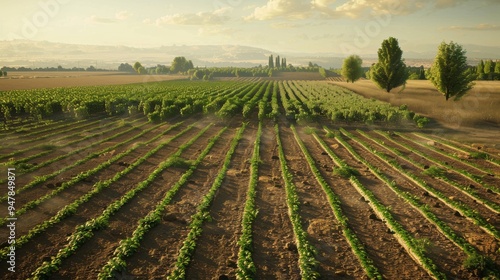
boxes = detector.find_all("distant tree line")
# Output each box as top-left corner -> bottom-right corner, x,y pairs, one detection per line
1,65 -> 109,72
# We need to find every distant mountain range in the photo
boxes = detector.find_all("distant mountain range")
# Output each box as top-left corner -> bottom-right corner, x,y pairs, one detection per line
0,40 -> 497,69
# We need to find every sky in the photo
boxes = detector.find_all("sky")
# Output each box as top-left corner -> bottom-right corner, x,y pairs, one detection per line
1,0 -> 499,55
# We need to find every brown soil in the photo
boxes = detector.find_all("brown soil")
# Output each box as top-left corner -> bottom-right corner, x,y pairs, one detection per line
1,111 -> 499,278
0,71 -> 186,91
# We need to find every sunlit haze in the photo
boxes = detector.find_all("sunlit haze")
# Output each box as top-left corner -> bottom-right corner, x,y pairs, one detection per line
1,0 -> 499,56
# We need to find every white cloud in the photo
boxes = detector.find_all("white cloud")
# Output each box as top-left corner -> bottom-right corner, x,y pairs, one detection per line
155,7 -> 232,26
245,0 -> 312,21
246,0 -> 471,20
116,11 -> 133,20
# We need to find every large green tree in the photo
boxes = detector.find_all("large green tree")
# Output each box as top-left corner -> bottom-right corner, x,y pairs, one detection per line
370,37 -> 409,92
133,62 -> 143,73
429,41 -> 475,101
170,57 -> 193,73
341,55 -> 363,83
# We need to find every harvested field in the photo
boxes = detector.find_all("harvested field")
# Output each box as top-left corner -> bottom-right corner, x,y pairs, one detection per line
0,71 -> 186,91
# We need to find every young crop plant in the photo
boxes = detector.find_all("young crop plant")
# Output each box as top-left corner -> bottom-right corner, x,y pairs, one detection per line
291,125 -> 381,279
422,166 -> 446,178
98,127 -> 228,279
168,123 -> 247,280
332,131 -> 446,279
274,124 -> 320,280
29,124 -> 212,279
0,122 -> 188,260
236,121 -> 262,279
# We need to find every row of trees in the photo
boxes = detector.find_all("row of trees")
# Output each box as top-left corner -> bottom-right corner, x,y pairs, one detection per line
268,54 -> 287,69
119,57 -> 195,75
476,59 -> 500,80
0,71 -> 7,77
341,37 -> 477,101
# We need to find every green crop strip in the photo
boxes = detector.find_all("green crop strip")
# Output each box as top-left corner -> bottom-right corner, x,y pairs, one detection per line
274,124 -> 320,280
292,126 -> 381,279
360,131 -> 500,216
338,128 -> 499,277
0,121 -> 172,204
376,130 -> 500,200
98,126 -> 228,279
167,123 -> 247,280
29,123 -> 213,279
393,132 -> 499,194
342,128 -> 500,241
0,121 -> 189,258
329,127 -> 447,279
235,121 -> 262,279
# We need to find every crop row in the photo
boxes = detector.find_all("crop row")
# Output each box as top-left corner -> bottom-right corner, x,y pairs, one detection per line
0,122 -> 190,258
1,81 -> 429,128
98,125 -> 229,279
291,126 -> 382,279
167,123 -> 247,279
30,123 -> 213,279
336,128 -> 499,276
340,128 -> 500,241
274,123 -> 320,279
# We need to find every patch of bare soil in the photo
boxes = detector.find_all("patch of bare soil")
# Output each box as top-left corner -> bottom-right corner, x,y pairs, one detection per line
184,122 -> 257,280
0,71 -> 186,90
251,120 -> 301,279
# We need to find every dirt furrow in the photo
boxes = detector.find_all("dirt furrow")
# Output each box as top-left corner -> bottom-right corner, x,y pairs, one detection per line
318,131 -> 432,279
411,132 -> 500,173
7,119 -> 152,209
359,130 -> 500,265
124,123 -> 235,278
0,120 -> 190,239
251,120 -> 301,279
51,123 -> 222,279
279,124 -> 364,279
0,121 -> 206,280
397,132 -> 500,191
185,121 -> 257,279
343,130 -> 476,279
380,132 -> 500,227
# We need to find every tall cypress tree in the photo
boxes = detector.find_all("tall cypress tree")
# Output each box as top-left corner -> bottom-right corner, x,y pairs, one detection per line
370,37 -> 409,92
276,55 -> 280,69
283,58 -> 287,69
419,65 -> 426,80
269,55 -> 274,68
